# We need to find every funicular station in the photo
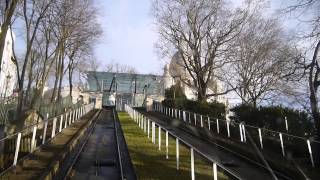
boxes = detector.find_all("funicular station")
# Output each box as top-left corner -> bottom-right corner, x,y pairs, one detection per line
84,71 -> 164,109
0,71 -> 319,180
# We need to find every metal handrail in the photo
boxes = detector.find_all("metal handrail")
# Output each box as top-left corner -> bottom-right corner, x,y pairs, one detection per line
125,105 -> 242,180
0,104 -> 93,143
0,103 -> 95,176
156,104 -> 320,144
153,103 -> 317,168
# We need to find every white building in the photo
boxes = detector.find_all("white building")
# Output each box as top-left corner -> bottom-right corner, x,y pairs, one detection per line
163,52 -> 228,105
0,28 -> 17,97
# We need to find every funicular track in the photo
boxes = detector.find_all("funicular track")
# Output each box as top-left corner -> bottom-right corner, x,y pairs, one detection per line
61,107 -> 136,180
139,109 -> 293,180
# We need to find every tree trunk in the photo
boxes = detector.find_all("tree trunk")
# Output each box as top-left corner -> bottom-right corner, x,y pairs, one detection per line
309,76 -> 320,167
309,40 -> 320,167
68,67 -> 73,99
24,64 -> 34,107
197,84 -> 207,102
57,46 -> 65,102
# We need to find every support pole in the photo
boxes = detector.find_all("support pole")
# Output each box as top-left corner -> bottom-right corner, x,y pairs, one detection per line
208,117 -> 211,130
147,119 -> 150,139
51,117 -> 57,138
176,138 -> 179,170
144,118 -> 147,132
42,114 -> 48,144
307,140 -> 315,167
242,124 -> 246,142
159,126 -> 161,150
227,121 -> 230,137
216,119 -> 220,134
285,116 -> 288,132
166,131 -> 169,159
13,133 -> 22,166
213,163 -> 218,180
239,124 -> 243,142
191,148 -> 195,180
59,115 -> 63,132
64,113 -> 68,128
31,125 -> 37,152
279,133 -> 285,156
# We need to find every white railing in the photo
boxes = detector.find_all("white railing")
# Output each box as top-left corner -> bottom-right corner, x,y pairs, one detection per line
0,103 -> 95,175
152,102 -> 318,168
125,104 -> 241,180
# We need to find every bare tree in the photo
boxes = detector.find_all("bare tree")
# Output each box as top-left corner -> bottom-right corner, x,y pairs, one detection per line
12,0 -> 54,116
153,0 -> 259,102
226,16 -> 298,108
105,62 -> 138,74
48,0 -> 101,102
281,0 -> 320,166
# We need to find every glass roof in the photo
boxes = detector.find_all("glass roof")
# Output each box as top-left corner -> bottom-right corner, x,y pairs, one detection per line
85,71 -> 164,95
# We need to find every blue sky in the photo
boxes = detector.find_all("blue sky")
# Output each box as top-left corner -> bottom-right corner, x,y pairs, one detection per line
94,0 -> 164,74
92,0 -> 295,75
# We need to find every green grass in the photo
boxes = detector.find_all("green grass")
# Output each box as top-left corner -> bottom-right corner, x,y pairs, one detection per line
118,112 -> 229,180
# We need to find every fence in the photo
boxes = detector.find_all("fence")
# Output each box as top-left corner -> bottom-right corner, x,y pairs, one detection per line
152,102 -> 319,171
125,104 -> 241,180
0,95 -> 79,126
0,102 -> 95,175
0,96 -> 17,125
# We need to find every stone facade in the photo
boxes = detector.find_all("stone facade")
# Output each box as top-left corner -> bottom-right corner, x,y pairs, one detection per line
163,52 -> 228,105
0,28 -> 17,97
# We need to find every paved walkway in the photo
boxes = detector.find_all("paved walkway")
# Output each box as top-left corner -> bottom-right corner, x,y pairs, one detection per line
138,110 -> 282,180
1,110 -> 99,180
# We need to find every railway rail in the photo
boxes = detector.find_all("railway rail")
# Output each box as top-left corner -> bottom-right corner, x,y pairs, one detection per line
61,107 -> 136,180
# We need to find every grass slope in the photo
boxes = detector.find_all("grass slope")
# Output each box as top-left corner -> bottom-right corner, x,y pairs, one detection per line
118,112 -> 229,180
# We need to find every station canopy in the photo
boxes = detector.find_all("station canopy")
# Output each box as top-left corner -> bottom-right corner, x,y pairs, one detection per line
85,71 -> 164,96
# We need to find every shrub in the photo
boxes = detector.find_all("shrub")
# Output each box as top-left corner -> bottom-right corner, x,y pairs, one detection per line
231,104 -> 314,136
162,85 -> 225,119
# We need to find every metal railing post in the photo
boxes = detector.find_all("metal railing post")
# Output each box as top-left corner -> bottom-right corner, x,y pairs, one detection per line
147,119 -> 150,139
191,148 -> 195,180
176,138 -> 179,170
13,133 -> 22,166
279,133 -> 285,156
242,124 -> 246,142
42,114 -> 48,144
59,115 -> 63,132
226,120 -> 230,137
166,131 -> 169,159
200,115 -> 203,127
213,163 -> 218,180
51,117 -> 57,138
307,140 -> 315,167
31,125 -> 37,152
239,124 -> 243,142
216,119 -> 220,134
69,111 -> 72,125
159,126 -> 161,150
258,128 -> 263,149
64,112 -> 68,128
